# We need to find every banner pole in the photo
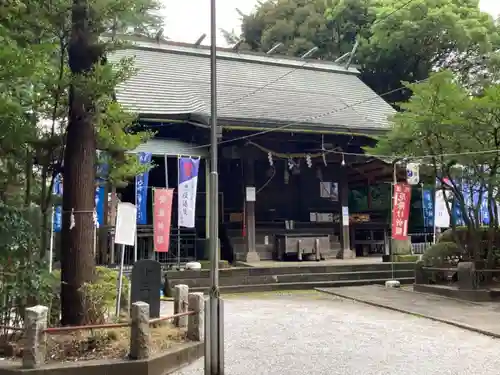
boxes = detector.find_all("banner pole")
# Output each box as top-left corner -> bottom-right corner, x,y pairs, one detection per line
134,175 -> 138,263
208,0 -> 223,371
49,206 -> 55,273
177,156 -> 181,270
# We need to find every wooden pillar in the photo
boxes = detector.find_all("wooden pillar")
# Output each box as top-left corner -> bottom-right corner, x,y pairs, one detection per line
339,167 -> 355,259
243,157 -> 259,262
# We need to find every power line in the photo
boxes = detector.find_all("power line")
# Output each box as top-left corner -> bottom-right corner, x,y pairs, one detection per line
179,77 -> 426,151
147,0 -> 426,154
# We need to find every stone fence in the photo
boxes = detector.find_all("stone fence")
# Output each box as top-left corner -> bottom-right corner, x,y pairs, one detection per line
415,261 -> 500,289
22,286 -> 203,369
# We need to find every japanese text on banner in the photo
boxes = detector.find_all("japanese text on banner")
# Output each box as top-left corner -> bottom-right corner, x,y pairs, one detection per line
135,152 -> 152,224
177,157 -> 200,228
153,189 -> 174,252
392,183 -> 411,240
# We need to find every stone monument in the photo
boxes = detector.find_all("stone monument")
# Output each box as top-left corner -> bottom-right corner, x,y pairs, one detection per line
131,259 -> 162,318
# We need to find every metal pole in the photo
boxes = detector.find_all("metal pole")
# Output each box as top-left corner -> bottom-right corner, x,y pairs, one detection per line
208,0 -> 223,372
115,244 -> 126,316
134,180 -> 138,263
49,206 -> 55,273
177,156 -> 181,270
433,179 -> 437,244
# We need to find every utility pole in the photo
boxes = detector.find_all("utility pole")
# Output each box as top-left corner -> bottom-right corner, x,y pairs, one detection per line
206,0 -> 224,373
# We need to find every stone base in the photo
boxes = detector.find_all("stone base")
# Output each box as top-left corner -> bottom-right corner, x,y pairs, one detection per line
385,280 -> 401,288
413,284 -> 500,302
244,251 -> 260,262
336,248 -> 356,259
0,342 -> 204,375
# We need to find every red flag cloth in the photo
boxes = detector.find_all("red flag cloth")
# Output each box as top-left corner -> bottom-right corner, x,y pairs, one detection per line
391,183 -> 412,240
153,188 -> 174,252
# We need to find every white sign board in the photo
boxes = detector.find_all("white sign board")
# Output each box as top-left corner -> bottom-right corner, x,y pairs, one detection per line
406,163 -> 420,185
246,186 -> 256,202
434,190 -> 451,228
342,206 -> 349,226
115,202 -> 137,246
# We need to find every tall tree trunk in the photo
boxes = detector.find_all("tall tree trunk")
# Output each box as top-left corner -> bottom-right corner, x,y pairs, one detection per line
60,0 -> 98,326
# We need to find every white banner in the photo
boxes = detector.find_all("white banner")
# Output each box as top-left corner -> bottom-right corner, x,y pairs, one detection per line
434,190 -> 451,228
178,157 -> 200,228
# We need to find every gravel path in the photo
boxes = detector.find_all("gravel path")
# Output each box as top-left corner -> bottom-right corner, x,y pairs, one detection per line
173,291 -> 500,375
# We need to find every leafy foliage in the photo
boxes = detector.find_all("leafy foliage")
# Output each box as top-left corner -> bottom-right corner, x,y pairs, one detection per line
51,267 -> 130,324
236,0 -> 500,103
368,70 -> 500,262
421,241 -> 462,267
0,204 -> 54,332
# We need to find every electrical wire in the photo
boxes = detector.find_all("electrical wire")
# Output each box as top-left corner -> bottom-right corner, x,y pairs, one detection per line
154,2 -> 427,153
167,77 -> 428,152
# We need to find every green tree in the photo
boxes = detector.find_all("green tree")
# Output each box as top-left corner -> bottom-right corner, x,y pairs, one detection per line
1,0 -> 161,324
367,70 -> 500,263
236,0 -> 500,103
60,0 -> 161,325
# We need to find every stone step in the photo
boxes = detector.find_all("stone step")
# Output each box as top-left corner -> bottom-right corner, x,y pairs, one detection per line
166,269 -> 414,290
166,263 -> 415,280
188,277 -> 415,294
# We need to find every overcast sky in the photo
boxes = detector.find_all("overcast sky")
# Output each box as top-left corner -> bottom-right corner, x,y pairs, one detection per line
161,0 -> 500,46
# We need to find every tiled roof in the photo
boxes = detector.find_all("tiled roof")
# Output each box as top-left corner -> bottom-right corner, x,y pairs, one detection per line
110,40 -> 395,134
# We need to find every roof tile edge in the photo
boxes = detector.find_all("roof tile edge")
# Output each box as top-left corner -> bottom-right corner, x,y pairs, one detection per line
106,35 -> 360,75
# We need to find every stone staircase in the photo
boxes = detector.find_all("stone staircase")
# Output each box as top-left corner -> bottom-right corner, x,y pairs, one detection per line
164,262 -> 415,295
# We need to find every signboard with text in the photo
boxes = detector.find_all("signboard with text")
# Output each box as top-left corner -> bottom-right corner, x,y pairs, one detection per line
391,183 -> 411,240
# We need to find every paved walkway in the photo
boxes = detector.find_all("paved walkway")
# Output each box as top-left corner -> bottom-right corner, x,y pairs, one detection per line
173,291 -> 500,375
317,285 -> 500,337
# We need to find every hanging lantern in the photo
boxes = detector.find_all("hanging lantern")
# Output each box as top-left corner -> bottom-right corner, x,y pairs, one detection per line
268,152 -> 273,166
406,162 -> 420,185
306,154 -> 312,168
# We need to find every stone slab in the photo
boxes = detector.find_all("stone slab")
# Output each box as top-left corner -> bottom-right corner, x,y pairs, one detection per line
316,285 -> 500,338
131,260 -> 162,318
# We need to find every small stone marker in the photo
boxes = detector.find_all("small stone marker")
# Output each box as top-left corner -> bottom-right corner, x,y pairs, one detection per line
187,292 -> 205,341
23,305 -> 48,369
130,301 -> 150,360
131,259 -> 162,318
385,280 -> 401,288
174,284 -> 189,328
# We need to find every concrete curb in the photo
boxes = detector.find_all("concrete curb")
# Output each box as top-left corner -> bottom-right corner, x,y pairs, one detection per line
316,287 -> 500,340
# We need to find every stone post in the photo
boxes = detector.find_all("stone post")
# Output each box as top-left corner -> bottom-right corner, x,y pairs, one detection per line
130,301 -> 150,360
22,305 -> 48,369
457,262 -> 476,290
174,284 -> 189,328
187,292 -> 204,341
414,260 -> 426,285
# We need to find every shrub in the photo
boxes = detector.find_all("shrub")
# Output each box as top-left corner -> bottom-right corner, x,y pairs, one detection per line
0,204 -> 54,333
422,242 -> 462,267
392,254 -> 419,263
48,267 -> 130,325
81,267 -> 130,324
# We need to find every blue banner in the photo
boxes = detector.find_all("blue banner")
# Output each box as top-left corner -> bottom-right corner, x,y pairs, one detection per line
96,150 -> 109,179
53,174 -> 63,196
453,200 -> 464,226
94,181 -> 106,227
135,152 -> 153,224
481,197 -> 490,225
53,205 -> 62,232
422,188 -> 434,227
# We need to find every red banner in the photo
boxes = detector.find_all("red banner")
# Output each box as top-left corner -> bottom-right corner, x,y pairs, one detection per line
153,188 -> 174,252
392,183 -> 411,240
